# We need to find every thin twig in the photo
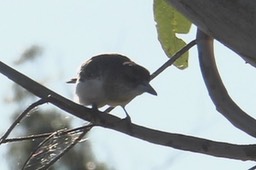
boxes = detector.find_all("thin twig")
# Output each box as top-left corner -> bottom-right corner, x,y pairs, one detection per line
40,127 -> 90,170
104,40 -> 197,113
22,125 -> 92,170
150,39 -> 196,80
1,124 -> 94,144
0,99 -> 47,144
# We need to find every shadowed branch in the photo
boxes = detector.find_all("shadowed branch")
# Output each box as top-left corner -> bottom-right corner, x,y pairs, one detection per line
197,29 -> 256,138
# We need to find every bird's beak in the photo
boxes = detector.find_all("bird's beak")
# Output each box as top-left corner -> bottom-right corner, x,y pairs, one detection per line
143,82 -> 157,96
66,78 -> 77,84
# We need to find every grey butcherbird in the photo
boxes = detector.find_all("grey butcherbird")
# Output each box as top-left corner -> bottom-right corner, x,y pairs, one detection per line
67,54 -> 157,121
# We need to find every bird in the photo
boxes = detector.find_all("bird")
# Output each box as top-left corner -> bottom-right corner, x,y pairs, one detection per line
67,54 -> 157,121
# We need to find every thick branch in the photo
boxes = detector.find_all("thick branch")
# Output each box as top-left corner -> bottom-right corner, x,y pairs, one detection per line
0,61 -> 97,121
167,0 -> 256,66
197,29 -> 256,137
1,61 -> 256,161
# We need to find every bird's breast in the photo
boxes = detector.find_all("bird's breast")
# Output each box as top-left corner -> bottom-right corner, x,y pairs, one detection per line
75,79 -> 106,107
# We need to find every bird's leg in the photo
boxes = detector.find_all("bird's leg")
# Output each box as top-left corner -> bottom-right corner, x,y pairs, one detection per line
92,103 -> 98,111
120,106 -> 134,135
91,103 -> 100,123
106,106 -> 133,134
104,106 -> 115,113
122,106 -> 131,123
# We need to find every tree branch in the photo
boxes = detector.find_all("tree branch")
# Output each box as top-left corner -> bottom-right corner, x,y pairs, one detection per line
104,40 -> 197,113
0,99 -> 47,144
166,0 -> 256,67
0,61 -> 96,121
1,124 -> 92,144
1,61 -> 256,161
197,29 -> 256,138
22,125 -> 91,170
150,40 -> 196,80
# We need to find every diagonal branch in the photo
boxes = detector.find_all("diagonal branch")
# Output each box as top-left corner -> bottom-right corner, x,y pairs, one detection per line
104,40 -> 197,113
0,99 -> 47,144
0,61 -> 96,121
22,125 -> 92,170
150,40 -> 196,80
2,124 -> 92,144
1,60 -> 256,161
197,29 -> 256,138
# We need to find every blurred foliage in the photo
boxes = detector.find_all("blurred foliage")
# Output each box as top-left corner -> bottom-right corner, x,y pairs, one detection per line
7,104 -> 108,170
154,0 -> 191,69
14,45 -> 43,65
4,84 -> 32,104
5,46 -> 110,170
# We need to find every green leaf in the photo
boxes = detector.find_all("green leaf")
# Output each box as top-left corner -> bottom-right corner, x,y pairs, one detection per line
154,0 -> 192,69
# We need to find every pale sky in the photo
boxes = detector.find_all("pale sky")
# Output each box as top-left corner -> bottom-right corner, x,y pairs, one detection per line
0,0 -> 256,169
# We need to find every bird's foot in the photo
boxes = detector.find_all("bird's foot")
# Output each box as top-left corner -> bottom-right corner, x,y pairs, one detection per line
121,115 -> 132,123
120,116 -> 133,135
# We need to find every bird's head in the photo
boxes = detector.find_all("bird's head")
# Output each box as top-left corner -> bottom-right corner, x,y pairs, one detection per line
122,61 -> 157,96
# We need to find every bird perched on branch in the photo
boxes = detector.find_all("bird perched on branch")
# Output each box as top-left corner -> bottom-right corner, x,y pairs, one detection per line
67,54 -> 157,121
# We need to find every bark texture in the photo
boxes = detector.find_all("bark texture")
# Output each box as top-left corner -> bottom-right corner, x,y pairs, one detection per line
167,0 -> 256,66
